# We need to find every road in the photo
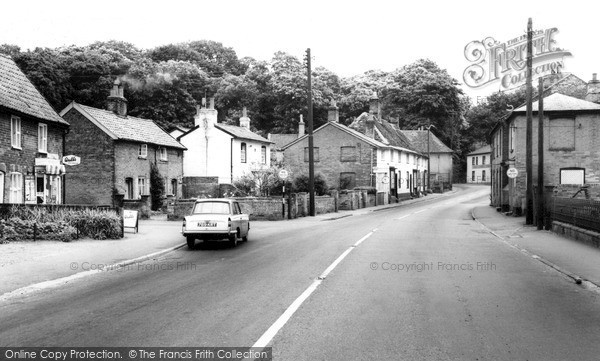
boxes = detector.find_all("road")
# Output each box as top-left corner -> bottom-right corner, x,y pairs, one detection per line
1,185 -> 600,360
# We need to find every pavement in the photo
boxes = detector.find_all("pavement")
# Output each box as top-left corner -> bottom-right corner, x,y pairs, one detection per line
472,204 -> 600,291
0,191 -> 453,299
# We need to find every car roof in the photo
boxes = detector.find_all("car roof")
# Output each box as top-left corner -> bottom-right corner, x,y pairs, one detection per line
194,198 -> 235,203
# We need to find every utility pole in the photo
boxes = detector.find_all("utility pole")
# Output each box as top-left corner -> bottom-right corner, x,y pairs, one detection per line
525,18 -> 534,225
425,124 -> 435,192
306,48 -> 315,216
537,77 -> 544,229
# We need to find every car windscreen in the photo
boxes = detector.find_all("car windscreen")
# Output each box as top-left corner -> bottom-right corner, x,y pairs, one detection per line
193,202 -> 231,215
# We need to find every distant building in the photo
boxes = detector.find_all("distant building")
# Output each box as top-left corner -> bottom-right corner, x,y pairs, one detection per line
268,115 -> 305,163
466,145 -> 491,183
60,80 -> 186,206
177,101 -> 272,196
0,54 -> 69,204
401,129 -> 454,186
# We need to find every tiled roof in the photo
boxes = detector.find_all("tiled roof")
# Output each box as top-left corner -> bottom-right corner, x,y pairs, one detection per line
467,145 -> 491,156
64,103 -> 185,149
269,133 -> 299,149
282,121 -> 388,150
0,54 -> 67,125
514,93 -> 600,112
374,121 -> 417,151
401,130 -> 453,154
214,123 -> 272,144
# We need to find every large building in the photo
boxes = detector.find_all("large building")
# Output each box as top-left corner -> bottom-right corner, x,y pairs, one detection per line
61,80 -> 185,206
0,54 -> 69,204
282,99 -> 428,202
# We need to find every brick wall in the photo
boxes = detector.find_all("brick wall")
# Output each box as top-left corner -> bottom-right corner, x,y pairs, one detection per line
63,109 -> 115,205
508,112 -> 600,213
0,110 -> 66,203
283,123 -> 376,190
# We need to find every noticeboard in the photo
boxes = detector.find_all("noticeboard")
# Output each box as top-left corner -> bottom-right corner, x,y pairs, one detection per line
123,210 -> 139,233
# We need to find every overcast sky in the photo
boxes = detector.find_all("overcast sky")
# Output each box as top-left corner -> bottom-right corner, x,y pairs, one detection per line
1,0 -> 597,102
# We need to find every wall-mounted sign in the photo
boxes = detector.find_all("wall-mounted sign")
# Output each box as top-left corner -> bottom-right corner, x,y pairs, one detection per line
381,175 -> 390,184
507,168 -> 519,179
62,155 -> 81,166
463,28 -> 572,90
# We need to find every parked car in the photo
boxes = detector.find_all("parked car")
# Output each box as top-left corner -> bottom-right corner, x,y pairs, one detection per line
182,199 -> 250,249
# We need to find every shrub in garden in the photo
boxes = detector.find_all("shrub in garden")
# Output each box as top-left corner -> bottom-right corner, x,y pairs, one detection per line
70,209 -> 122,240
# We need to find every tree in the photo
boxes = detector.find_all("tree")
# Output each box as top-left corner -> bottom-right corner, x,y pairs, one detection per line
150,162 -> 165,211
338,70 -> 390,124
380,59 -> 464,145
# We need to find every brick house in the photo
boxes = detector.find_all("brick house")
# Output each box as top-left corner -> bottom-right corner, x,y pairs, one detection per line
60,80 -> 186,206
466,145 -> 491,183
268,115 -> 305,163
0,54 -> 69,204
493,92 -> 600,214
282,99 -> 428,201
177,100 -> 272,196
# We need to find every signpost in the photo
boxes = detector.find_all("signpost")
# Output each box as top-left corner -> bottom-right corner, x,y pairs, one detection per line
279,169 -> 290,219
507,168 -> 518,178
123,210 -> 139,233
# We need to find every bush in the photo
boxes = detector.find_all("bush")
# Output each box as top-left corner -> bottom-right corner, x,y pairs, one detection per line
0,206 -> 122,242
292,173 -> 329,196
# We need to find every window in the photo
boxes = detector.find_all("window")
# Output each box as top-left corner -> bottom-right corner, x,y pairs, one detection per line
11,116 -> 21,149
9,172 -> 23,203
560,168 -> 584,185
549,117 -> 576,151
304,147 -> 320,162
261,146 -> 267,164
405,153 -> 409,164
340,146 -> 357,162
406,171 -> 410,189
159,147 -> 168,161
475,157 -> 479,165
471,171 -> 475,182
510,125 -> 516,153
137,177 -> 147,198
241,143 -> 247,163
139,144 -> 148,158
193,201 -> 230,214
482,155 -> 486,165
125,178 -> 134,199
482,170 -> 486,182
38,123 -> 48,153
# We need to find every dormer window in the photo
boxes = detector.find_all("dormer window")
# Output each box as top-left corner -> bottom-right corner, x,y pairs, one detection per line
139,144 -> 147,158
159,147 -> 168,161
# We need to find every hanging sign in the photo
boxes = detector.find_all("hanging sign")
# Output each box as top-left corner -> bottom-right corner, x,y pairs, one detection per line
62,155 -> 81,166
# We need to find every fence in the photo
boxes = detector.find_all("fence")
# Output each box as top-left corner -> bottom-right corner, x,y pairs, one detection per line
548,197 -> 600,234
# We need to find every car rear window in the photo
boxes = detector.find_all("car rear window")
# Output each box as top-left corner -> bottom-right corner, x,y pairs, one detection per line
193,202 -> 231,214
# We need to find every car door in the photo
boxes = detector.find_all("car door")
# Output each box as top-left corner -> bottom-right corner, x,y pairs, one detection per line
233,202 -> 249,236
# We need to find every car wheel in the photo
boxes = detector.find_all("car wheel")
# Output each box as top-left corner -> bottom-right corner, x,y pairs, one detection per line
228,234 -> 238,248
186,236 -> 195,249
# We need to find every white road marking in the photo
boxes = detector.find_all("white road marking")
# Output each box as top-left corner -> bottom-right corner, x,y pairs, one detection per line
394,214 -> 412,220
252,231 -> 375,349
414,209 -> 428,214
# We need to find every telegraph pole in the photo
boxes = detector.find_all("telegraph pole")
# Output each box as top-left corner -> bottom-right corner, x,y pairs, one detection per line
537,77 -> 544,229
306,48 -> 315,216
525,18 -> 534,225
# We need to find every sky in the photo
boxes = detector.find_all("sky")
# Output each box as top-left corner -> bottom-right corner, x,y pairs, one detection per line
1,0 -> 597,103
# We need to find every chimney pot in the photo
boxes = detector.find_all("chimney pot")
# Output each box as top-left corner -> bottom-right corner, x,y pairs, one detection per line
239,106 -> 251,129
298,115 -> 305,137
107,78 -> 127,116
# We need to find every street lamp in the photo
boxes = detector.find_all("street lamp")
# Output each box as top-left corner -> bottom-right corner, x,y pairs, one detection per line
425,124 -> 436,193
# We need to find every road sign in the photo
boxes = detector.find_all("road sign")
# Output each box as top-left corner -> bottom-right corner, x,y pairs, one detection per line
507,168 -> 518,178
278,169 -> 289,180
381,175 -> 390,184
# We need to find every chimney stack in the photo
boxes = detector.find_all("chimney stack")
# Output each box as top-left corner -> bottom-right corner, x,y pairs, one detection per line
327,100 -> 339,123
586,73 -> 600,104
239,107 -> 250,129
194,97 -> 218,127
298,114 -> 305,137
107,79 -> 128,116
369,91 -> 381,121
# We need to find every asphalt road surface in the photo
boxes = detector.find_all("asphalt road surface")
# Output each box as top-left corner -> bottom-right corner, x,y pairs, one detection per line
1,185 -> 599,360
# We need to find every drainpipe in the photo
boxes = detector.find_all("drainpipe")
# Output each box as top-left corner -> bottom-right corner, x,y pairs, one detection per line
230,139 -> 234,184
62,126 -> 69,204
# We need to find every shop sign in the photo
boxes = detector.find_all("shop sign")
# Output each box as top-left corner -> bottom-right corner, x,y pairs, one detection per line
123,210 -> 139,233
62,155 -> 81,166
463,27 -> 572,90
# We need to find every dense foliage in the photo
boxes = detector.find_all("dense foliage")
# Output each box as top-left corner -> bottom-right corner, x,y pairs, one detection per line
1,40 -> 512,181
